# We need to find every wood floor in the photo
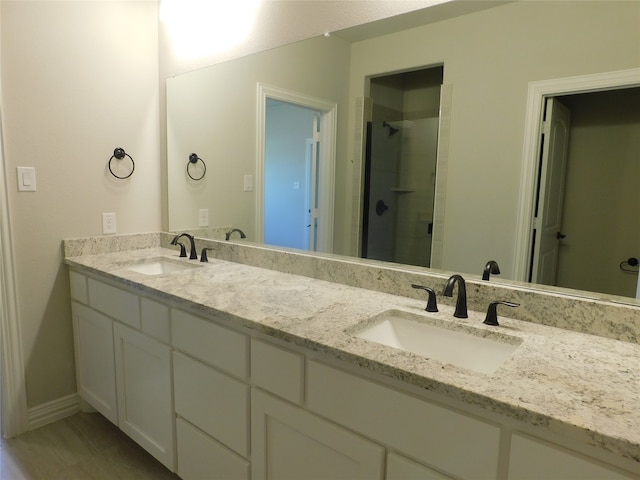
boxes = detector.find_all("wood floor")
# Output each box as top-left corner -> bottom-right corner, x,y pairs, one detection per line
0,413 -> 180,479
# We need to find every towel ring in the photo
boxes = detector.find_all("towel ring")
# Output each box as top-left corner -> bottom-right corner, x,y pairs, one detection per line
108,147 -> 135,179
187,153 -> 206,181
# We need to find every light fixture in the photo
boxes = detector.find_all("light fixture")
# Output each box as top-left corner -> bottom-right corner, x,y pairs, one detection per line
160,0 -> 261,59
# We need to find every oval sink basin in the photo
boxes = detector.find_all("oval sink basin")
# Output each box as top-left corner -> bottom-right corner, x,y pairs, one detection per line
352,310 -> 521,374
126,257 -> 202,276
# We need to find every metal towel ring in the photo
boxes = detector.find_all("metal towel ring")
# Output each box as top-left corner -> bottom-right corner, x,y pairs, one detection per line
108,148 -> 135,179
187,153 -> 206,181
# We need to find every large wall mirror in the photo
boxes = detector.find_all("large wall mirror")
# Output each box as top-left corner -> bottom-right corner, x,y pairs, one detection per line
166,0 -> 640,303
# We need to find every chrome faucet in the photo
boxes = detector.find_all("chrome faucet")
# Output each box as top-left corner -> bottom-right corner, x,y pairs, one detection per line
443,274 -> 468,318
482,260 -> 501,281
225,228 -> 246,241
171,233 -> 197,260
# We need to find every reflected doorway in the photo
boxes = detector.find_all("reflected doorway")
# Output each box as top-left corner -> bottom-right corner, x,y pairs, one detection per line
529,87 -> 640,297
361,67 -> 443,267
257,84 -> 337,253
264,99 -> 321,250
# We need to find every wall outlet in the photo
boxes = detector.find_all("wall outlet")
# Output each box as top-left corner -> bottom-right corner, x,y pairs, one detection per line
102,212 -> 117,234
198,208 -> 209,227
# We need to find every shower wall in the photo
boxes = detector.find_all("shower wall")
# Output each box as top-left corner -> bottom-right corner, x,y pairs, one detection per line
365,67 -> 442,267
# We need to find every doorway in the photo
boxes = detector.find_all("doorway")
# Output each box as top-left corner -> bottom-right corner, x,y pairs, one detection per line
515,69 -> 640,298
256,84 -> 336,253
530,88 -> 640,297
361,67 -> 443,267
264,99 -> 320,250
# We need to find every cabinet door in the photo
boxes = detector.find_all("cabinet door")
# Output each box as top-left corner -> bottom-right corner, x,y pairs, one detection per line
252,389 -> 384,480
72,301 -> 117,424
114,323 -> 175,471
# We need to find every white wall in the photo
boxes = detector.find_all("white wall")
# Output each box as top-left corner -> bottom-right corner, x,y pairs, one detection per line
346,0 -> 640,278
1,1 -> 161,408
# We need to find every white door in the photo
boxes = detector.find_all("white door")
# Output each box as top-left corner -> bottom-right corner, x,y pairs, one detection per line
308,115 -> 320,251
531,97 -> 571,285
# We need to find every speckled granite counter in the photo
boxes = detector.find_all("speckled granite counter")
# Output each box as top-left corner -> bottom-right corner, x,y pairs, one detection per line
63,237 -> 640,471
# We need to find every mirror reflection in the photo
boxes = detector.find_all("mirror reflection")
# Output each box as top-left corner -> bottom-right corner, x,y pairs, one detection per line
166,1 -> 640,301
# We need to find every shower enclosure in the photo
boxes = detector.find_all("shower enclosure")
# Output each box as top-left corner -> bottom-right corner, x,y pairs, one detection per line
361,67 -> 442,268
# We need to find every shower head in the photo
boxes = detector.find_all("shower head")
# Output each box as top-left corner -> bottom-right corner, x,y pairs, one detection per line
382,121 -> 400,137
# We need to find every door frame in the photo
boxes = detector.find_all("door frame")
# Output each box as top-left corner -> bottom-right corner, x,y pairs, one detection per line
256,83 -> 337,252
513,68 -> 640,282
0,125 -> 29,437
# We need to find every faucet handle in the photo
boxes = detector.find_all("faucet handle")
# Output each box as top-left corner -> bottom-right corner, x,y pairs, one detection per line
411,284 -> 438,312
484,301 -> 519,326
200,247 -> 210,263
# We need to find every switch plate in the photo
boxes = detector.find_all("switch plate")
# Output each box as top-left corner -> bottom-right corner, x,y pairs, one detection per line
198,208 -> 209,227
102,212 -> 117,234
17,167 -> 37,192
243,174 -> 253,192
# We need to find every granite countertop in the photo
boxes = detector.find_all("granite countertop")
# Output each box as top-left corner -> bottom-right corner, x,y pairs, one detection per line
64,247 -> 640,467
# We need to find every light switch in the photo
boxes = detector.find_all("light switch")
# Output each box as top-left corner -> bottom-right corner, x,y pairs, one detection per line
244,174 -> 253,192
17,167 -> 37,192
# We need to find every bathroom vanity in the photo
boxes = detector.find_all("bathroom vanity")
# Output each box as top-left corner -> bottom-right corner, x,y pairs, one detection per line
64,233 -> 640,480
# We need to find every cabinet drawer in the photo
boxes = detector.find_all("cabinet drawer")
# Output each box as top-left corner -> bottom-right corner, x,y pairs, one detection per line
508,433 -> 634,480
307,361 -> 500,480
69,271 -> 88,303
140,297 -> 170,343
174,351 -> 249,457
88,278 -> 140,329
387,452 -> 453,480
171,309 -> 248,379
176,418 -> 249,480
251,339 -> 304,404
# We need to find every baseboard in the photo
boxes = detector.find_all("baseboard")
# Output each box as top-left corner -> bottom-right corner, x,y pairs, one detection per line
27,393 -> 81,431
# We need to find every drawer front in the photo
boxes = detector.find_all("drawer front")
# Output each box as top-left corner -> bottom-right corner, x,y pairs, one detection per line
176,418 -> 249,480
88,278 -> 140,329
307,361 -> 501,480
140,297 -> 170,343
251,339 -> 304,404
174,351 -> 249,457
69,271 -> 88,303
171,309 -> 248,379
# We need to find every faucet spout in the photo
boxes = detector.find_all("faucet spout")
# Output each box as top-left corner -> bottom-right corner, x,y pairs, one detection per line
443,274 -> 468,318
225,228 -> 246,241
482,260 -> 501,281
171,233 -> 198,260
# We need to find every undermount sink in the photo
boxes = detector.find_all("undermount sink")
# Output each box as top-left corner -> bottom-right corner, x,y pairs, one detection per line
126,257 -> 202,276
352,310 -> 521,374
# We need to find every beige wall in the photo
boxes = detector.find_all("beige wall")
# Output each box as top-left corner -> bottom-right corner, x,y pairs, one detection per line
347,0 -> 640,278
1,1 -> 161,408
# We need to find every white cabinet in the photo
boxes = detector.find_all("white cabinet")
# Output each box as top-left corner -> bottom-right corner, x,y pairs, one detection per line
251,389 -> 385,480
386,453 -> 454,480
508,433 -> 635,480
307,360 -> 501,480
176,418 -> 249,480
114,322 -> 175,470
173,351 -> 249,457
71,301 -> 118,424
